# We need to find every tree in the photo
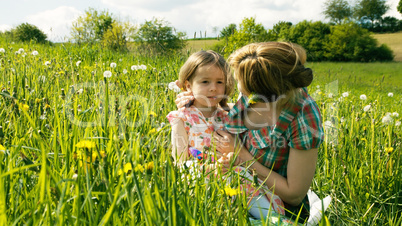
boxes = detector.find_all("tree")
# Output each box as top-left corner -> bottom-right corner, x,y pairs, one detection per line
71,8 -> 114,44
323,0 -> 353,24
220,24 -> 237,39
354,0 -> 390,28
135,18 -> 186,51
13,23 -> 47,43
398,0 -> 402,14
267,21 -> 292,41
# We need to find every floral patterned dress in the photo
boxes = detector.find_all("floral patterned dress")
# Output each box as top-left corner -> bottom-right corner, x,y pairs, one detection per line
167,105 -> 227,158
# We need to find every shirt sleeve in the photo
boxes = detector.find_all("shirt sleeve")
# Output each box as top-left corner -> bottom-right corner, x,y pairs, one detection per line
288,98 -> 324,150
166,110 -> 185,125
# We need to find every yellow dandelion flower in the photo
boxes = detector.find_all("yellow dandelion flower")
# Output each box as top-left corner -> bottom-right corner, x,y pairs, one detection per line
318,91 -> 323,95
118,169 -> 123,175
124,163 -> 133,173
149,111 -> 157,117
385,147 -> 393,154
44,104 -> 51,109
0,144 -> 5,151
148,128 -> 156,134
20,103 -> 29,111
145,161 -> 154,171
223,186 -> 240,197
134,164 -> 144,173
35,98 -> 41,104
75,140 -> 96,149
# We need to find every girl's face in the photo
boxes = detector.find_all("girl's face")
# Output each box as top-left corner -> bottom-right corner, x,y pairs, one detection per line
185,65 -> 226,110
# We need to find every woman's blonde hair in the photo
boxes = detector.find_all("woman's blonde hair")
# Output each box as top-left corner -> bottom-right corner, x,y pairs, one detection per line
178,50 -> 234,109
229,42 -> 313,105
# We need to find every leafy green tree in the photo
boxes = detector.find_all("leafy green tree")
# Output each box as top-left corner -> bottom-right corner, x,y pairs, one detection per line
323,0 -> 353,24
354,0 -> 390,28
71,8 -> 114,44
135,18 -> 186,51
267,21 -> 292,41
13,23 -> 47,43
223,17 -> 268,56
398,0 -> 402,14
102,21 -> 135,51
220,24 -> 237,39
324,22 -> 393,61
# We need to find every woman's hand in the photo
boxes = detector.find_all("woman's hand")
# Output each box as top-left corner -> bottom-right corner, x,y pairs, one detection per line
217,152 -> 238,172
213,130 -> 240,155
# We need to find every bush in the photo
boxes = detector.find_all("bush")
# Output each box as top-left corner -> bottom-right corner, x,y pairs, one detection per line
13,23 -> 47,43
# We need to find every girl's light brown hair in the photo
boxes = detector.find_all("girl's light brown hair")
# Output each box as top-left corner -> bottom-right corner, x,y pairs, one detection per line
229,42 -> 313,105
178,50 -> 234,110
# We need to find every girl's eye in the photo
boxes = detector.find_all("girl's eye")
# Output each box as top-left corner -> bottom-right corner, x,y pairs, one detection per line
217,81 -> 224,84
202,81 -> 209,84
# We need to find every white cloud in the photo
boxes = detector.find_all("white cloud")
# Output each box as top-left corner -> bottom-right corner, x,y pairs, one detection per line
26,6 -> 83,42
0,24 -> 12,32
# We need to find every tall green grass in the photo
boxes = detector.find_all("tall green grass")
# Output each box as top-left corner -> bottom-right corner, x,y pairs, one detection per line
0,39 -> 401,225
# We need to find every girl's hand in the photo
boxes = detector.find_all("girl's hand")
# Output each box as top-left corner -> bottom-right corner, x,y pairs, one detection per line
217,152 -> 239,172
213,130 -> 239,155
175,91 -> 194,111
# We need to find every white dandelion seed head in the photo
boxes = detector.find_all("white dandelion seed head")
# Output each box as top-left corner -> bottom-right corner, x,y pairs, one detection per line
72,174 -> 78,180
327,93 -> 334,98
140,65 -> 147,70
103,70 -> 112,78
0,48 -> 5,53
131,65 -> 138,70
77,88 -> 84,94
110,62 -> 117,68
168,82 -> 181,93
31,50 -> 38,56
382,115 -> 393,125
18,48 -> 24,54
388,92 -> 393,97
123,69 -> 128,74
392,112 -> 399,118
340,117 -> 345,123
363,105 -> 371,112
342,92 -> 349,97
10,68 -> 15,72
22,53 -> 26,57
76,60 -> 81,67
316,85 -> 320,89
386,112 -> 392,116
324,121 -> 332,128
360,94 -> 367,100
396,121 -> 401,127
44,61 -> 51,66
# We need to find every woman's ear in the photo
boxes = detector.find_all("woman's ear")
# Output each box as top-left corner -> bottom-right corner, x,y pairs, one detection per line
184,80 -> 192,91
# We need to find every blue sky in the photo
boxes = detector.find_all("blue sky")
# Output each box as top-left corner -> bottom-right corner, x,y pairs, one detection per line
1,0 -> 401,42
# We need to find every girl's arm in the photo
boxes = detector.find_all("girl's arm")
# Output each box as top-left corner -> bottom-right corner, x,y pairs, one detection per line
237,145 -> 317,206
171,119 -> 189,162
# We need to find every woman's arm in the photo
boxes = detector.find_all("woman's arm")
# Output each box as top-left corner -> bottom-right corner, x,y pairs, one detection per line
171,119 -> 189,162
237,146 -> 317,206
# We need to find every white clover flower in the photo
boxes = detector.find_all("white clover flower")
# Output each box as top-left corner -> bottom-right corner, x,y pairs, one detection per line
0,48 -> 5,53
168,82 -> 181,93
140,65 -> 147,70
360,94 -> 367,100
76,60 -> 81,67
77,88 -> 84,94
327,93 -> 334,98
31,50 -> 38,56
392,112 -> 399,118
396,121 -> 401,127
110,62 -> 117,68
44,61 -> 51,66
342,92 -> 349,97
388,92 -> 393,97
123,69 -> 128,74
103,70 -> 112,78
316,85 -> 320,89
131,65 -> 138,70
22,53 -> 26,57
363,105 -> 371,112
18,48 -> 24,54
382,115 -> 393,125
324,121 -> 332,128
340,117 -> 345,123
72,174 -> 78,180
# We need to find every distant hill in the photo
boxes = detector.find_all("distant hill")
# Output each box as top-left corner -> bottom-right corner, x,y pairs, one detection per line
372,32 -> 402,62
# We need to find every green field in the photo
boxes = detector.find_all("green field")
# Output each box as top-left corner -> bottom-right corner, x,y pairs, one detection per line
0,38 -> 401,225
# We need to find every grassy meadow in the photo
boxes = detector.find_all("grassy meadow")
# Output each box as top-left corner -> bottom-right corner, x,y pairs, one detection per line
0,37 -> 401,225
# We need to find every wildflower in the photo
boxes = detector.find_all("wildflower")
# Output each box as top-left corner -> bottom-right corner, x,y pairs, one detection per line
131,65 -> 138,70
20,103 -> 29,111
360,94 -> 367,100
145,161 -> 154,171
316,85 -> 320,89
31,50 -> 38,56
382,115 -> 393,125
324,121 -> 332,128
342,92 -> 349,97
76,60 -> 81,67
44,61 -> 51,66
123,69 -> 128,74
134,164 -> 144,173
148,128 -> 157,134
222,186 -> 240,197
0,48 -> 5,53
75,140 -> 96,149
363,105 -> 371,112
388,92 -> 393,97
140,65 -> 147,70
110,62 -> 117,68
77,88 -> 83,94
392,112 -> 399,118
396,121 -> 401,127
72,174 -> 78,180
385,147 -> 393,154
168,82 -> 181,93
103,70 -> 112,78
0,144 -> 5,151
149,111 -> 157,117
44,104 -> 51,109
327,93 -> 334,98
18,48 -> 24,54
92,151 -> 106,162
248,93 -> 262,105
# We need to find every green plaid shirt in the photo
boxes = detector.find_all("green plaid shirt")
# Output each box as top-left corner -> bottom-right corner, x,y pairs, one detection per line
225,88 -> 324,220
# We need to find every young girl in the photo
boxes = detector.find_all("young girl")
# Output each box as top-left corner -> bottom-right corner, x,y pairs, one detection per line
167,50 -> 285,218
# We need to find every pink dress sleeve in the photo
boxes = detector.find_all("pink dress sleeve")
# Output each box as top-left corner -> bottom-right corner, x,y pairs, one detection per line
166,110 -> 186,125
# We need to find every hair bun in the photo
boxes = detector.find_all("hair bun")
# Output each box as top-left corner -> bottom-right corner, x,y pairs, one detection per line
290,68 -> 313,88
